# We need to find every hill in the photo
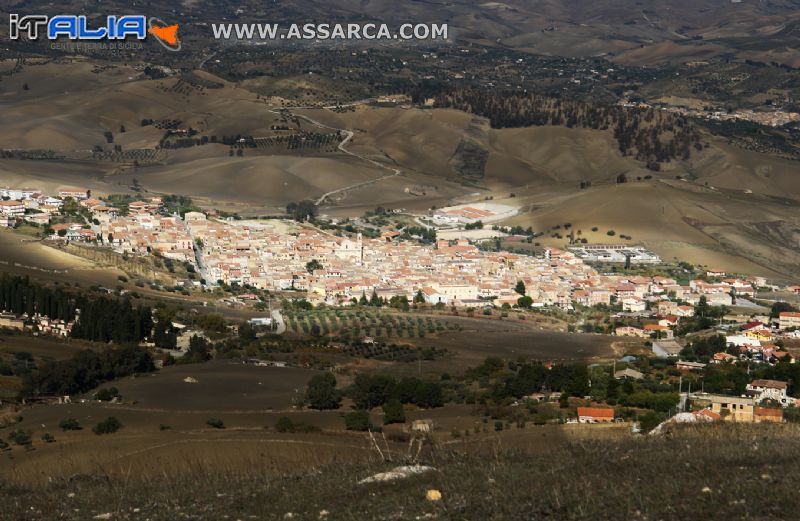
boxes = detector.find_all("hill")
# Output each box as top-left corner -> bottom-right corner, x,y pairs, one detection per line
2,423 -> 799,520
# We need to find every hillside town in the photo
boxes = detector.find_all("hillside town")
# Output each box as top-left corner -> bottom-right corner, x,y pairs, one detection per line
3,186 -> 799,318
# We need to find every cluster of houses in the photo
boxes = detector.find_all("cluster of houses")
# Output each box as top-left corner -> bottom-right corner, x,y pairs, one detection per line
0,186 -> 90,228
0,312 -> 75,337
576,377 -> 797,425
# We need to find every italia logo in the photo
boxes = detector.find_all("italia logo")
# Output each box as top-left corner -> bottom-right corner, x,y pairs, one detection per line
8,14 -> 181,51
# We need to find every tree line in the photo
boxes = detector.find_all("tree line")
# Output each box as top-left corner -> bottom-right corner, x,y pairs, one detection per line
22,345 -> 154,397
415,87 -> 702,169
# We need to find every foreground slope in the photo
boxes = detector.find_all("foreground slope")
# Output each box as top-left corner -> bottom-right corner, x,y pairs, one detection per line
3,424 -> 799,520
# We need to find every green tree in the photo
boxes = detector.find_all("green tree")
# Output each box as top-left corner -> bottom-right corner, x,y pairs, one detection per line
275,416 -> 295,433
59,418 -> 82,431
382,399 -> 405,424
344,410 -> 373,431
305,259 -> 323,273
307,372 -> 341,410
514,280 -> 526,295
93,417 -> 122,435
517,296 -> 533,309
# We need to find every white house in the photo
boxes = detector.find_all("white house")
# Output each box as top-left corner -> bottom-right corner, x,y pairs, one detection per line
0,200 -> 25,217
746,379 -> 795,407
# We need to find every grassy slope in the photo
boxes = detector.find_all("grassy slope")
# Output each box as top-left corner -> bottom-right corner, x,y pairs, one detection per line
2,423 -> 799,520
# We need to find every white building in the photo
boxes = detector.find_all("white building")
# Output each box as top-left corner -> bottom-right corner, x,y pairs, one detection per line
746,379 -> 795,407
0,200 -> 25,217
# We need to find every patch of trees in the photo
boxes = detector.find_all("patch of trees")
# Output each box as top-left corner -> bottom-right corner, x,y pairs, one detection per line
286,200 -> 319,222
70,296 -> 153,345
403,226 -> 436,243
472,360 -> 591,399
0,275 -> 77,322
22,345 -> 154,397
349,373 -> 444,409
679,334 -> 728,362
432,88 -> 701,167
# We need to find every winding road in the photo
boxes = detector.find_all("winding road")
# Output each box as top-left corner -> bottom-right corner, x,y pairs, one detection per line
264,102 -> 402,205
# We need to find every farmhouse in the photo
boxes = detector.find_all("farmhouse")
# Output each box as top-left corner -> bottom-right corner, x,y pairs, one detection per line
577,407 -> 615,423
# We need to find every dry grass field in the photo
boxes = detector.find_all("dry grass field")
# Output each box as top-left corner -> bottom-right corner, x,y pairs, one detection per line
500,179 -> 800,280
4,422 -> 800,520
0,229 -> 126,287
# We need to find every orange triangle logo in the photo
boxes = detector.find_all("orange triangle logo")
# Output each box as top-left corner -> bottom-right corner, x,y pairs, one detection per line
148,24 -> 179,46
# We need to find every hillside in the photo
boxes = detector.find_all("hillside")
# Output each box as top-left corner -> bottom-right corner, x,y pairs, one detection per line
3,424 -> 799,520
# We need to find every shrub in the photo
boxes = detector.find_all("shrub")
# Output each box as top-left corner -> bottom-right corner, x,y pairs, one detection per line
9,430 -> 32,446
41,433 -> 56,443
344,410 -> 374,432
95,387 -> 121,401
306,372 -> 341,410
206,418 -> 225,429
382,399 -> 405,425
275,416 -> 295,433
638,411 -> 663,433
59,418 -> 82,431
93,417 -> 122,435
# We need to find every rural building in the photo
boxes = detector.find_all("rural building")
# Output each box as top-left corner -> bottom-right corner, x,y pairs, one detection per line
652,340 -> 682,358
746,379 -> 795,407
676,360 -> 706,372
0,200 -> 25,217
708,395 -> 755,422
754,407 -> 784,423
778,312 -> 800,331
577,407 -> 615,423
0,314 -> 25,330
58,187 -> 90,200
615,326 -> 648,338
614,368 -> 644,380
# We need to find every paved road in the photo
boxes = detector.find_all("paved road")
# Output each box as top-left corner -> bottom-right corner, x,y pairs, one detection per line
271,308 -> 286,334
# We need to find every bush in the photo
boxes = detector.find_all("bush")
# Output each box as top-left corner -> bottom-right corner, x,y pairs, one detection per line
41,433 -> 56,443
93,417 -> 122,435
206,418 -> 225,429
8,429 -> 32,446
382,399 -> 405,425
344,410 -> 374,432
638,411 -> 663,433
94,387 -> 120,401
59,418 -> 82,431
275,416 -> 295,433
306,372 -> 341,410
